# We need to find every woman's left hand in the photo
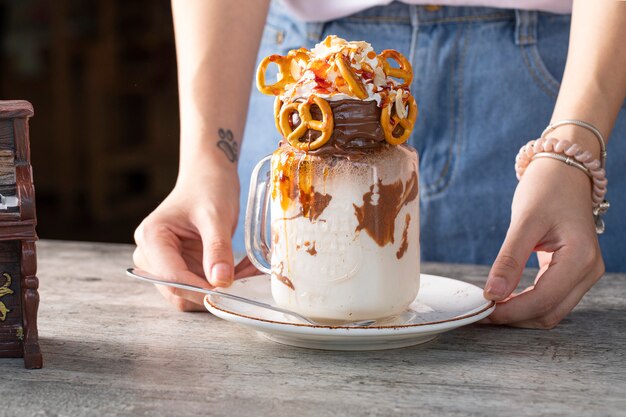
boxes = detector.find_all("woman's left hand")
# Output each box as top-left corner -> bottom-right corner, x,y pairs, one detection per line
482,157 -> 605,328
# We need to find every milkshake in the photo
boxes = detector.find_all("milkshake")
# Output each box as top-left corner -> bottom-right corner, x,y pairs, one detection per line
249,36 -> 420,322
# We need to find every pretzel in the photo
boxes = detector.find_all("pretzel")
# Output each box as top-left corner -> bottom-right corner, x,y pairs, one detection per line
381,93 -> 418,145
279,96 -> 334,151
287,48 -> 310,66
256,55 -> 293,96
274,97 -> 284,136
379,49 -> 413,87
256,49 -> 310,96
335,54 -> 368,99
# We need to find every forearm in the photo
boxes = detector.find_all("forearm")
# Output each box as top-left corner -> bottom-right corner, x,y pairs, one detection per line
550,0 -> 626,156
171,0 -> 270,179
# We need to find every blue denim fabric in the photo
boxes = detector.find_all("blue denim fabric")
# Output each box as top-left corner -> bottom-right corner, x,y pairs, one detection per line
234,1 -> 626,272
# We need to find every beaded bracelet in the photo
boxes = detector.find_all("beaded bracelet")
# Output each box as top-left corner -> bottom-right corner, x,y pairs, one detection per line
541,119 -> 607,169
515,136 -> 610,234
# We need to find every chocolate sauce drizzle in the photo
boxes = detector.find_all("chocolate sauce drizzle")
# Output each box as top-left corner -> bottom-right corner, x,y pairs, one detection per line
304,241 -> 317,256
396,214 -> 411,259
272,261 -> 294,290
353,171 -> 418,247
274,98 -> 418,256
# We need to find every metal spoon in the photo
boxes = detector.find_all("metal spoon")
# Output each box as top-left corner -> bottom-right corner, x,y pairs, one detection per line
126,268 -> 376,327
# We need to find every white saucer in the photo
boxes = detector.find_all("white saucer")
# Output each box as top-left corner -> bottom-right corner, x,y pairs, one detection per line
204,274 -> 495,351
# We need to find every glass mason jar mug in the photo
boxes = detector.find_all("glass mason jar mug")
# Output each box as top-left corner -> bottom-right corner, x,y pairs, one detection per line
246,144 -> 420,322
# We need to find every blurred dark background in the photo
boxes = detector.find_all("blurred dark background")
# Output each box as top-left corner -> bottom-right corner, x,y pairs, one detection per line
0,0 -> 179,243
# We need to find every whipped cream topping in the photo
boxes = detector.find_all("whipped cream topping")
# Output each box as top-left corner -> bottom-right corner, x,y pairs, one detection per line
278,36 -> 404,106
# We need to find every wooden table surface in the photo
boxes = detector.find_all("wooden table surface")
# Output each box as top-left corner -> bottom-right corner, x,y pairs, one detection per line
1,240 -> 625,417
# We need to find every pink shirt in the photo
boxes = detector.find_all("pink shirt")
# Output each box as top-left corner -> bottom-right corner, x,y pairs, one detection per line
281,0 -> 572,22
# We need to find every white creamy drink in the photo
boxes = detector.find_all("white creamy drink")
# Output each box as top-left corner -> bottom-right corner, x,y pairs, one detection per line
270,147 -> 419,321
253,36 -> 421,322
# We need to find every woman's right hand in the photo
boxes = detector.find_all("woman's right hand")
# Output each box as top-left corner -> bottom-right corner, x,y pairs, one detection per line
133,171 -> 244,311
142,0 -> 269,310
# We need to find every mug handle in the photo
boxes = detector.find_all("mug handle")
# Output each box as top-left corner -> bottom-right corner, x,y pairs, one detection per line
244,155 -> 273,274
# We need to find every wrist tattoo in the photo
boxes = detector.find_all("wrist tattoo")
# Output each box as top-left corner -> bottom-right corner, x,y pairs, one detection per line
217,128 -> 239,163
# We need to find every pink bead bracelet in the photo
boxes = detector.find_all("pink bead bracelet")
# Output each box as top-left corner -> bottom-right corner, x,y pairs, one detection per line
515,136 -> 610,233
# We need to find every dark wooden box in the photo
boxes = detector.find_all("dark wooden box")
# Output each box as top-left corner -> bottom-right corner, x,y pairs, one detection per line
0,100 -> 42,369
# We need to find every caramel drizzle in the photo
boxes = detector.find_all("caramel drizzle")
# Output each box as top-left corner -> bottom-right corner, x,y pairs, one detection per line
271,149 -> 332,221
